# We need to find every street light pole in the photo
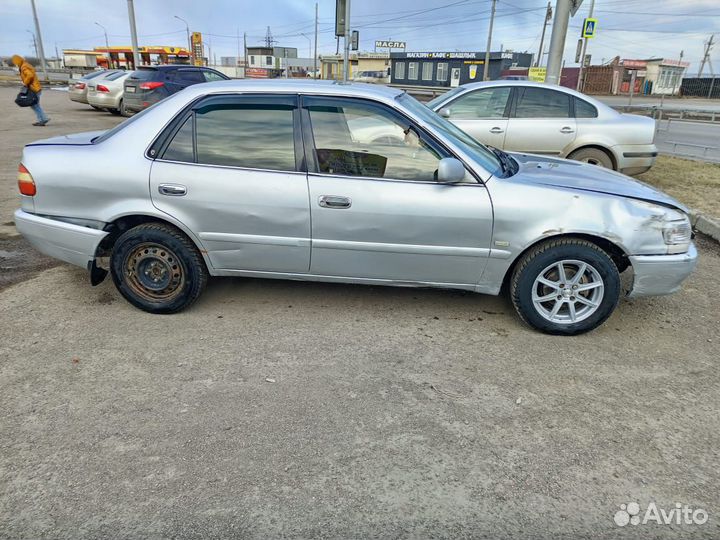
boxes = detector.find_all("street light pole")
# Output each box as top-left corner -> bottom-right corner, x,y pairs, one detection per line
536,2 -> 552,67
483,0 -> 497,81
314,2 -> 319,78
546,0 -> 571,85
174,15 -> 192,64
29,0 -> 49,82
95,22 -> 111,68
126,0 -> 141,68
343,0 -> 351,82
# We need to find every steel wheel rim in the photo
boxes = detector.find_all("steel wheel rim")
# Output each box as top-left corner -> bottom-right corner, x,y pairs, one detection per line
124,243 -> 185,302
582,157 -> 604,167
531,259 -> 604,325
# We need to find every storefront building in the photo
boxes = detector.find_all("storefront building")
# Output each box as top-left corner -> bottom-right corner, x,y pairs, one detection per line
390,51 -> 532,87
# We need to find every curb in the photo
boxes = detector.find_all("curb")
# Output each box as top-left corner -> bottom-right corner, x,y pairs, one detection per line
690,210 -> 720,243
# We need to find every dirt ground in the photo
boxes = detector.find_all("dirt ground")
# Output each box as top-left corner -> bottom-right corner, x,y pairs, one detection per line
1,86 -> 719,539
639,156 -> 720,218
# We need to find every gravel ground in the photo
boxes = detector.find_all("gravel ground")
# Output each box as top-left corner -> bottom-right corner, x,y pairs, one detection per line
1,86 -> 719,539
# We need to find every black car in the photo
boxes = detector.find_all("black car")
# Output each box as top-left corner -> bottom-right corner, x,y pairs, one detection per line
123,65 -> 229,114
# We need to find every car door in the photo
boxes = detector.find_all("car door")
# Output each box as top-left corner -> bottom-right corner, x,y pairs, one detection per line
503,86 -> 576,155
440,86 -> 511,149
302,95 -> 493,285
149,94 -> 311,273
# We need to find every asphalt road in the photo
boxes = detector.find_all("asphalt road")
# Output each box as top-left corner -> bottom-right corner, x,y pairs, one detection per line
1,86 -> 719,539
654,120 -> 720,163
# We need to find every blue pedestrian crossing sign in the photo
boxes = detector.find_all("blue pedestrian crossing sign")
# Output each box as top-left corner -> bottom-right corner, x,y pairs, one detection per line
582,18 -> 598,38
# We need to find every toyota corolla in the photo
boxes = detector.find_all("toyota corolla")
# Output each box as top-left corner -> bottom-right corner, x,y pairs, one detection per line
14,80 -> 697,334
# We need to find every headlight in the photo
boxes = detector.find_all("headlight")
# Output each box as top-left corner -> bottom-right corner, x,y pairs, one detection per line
663,220 -> 692,253
628,200 -> 691,254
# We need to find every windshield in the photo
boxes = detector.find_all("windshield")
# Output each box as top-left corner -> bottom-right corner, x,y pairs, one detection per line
398,93 -> 502,176
426,87 -> 465,109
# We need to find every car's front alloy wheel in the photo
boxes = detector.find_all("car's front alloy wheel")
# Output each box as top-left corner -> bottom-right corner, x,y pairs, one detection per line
110,223 -> 208,314
510,238 -> 621,335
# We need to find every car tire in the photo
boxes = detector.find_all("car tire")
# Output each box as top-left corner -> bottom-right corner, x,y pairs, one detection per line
109,108 -> 121,116
510,238 -> 621,335
110,223 -> 208,314
119,99 -> 130,117
568,147 -> 614,169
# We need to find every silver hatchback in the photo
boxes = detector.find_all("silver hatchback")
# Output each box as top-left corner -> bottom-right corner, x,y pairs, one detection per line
15,80 -> 696,334
427,81 -> 658,175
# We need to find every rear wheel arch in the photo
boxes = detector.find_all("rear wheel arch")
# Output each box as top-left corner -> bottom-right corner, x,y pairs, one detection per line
95,214 -> 210,270
567,144 -> 618,170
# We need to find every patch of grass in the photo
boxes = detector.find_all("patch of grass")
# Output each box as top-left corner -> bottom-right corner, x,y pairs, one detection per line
638,156 -> 720,218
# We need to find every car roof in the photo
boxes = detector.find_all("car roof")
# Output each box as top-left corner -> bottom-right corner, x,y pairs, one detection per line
138,64 -> 217,71
183,79 -> 405,100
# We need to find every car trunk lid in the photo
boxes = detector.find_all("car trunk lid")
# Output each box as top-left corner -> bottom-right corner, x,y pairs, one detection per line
26,131 -> 106,147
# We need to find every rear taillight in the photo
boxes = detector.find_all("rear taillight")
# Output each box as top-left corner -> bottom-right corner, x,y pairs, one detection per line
18,164 -> 36,196
97,84 -> 110,93
139,81 -> 164,90
75,82 -> 86,89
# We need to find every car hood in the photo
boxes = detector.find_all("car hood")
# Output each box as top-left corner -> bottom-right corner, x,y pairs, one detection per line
26,130 -> 105,147
509,153 -> 688,213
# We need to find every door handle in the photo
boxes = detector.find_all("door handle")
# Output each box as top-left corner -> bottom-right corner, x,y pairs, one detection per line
318,195 -> 351,209
560,126 -> 575,134
158,184 -> 187,196
489,127 -> 504,134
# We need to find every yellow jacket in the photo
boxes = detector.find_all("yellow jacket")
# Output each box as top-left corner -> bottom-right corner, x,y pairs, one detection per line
11,55 -> 41,93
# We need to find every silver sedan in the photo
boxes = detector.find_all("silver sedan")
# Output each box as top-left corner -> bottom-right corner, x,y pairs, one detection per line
14,80 -> 696,334
427,81 -> 658,175
86,70 -> 131,116
68,69 -> 119,107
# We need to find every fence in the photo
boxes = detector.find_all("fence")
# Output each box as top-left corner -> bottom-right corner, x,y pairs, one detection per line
680,77 -> 720,99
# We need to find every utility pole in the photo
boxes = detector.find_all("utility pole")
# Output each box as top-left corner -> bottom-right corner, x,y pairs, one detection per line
126,0 -> 141,68
314,2 -> 319,78
27,30 -> 38,59
29,0 -> 48,82
244,32 -> 248,76
576,0 -> 595,91
698,34 -> 714,77
546,0 -> 572,85
237,27 -> 241,77
95,22 -> 111,68
483,0 -> 497,81
343,0 -> 351,81
174,16 -> 192,64
536,2 -> 552,67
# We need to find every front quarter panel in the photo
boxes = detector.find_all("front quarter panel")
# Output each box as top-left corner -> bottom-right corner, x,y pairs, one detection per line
478,175 -> 673,294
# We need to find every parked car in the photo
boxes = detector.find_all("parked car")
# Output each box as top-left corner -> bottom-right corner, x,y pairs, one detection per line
14,80 -> 696,334
123,65 -> 229,114
86,70 -> 131,116
352,70 -> 390,84
68,70 -> 119,107
427,81 -> 658,175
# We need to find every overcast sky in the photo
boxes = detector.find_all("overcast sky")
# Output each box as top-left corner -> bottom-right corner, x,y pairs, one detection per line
3,0 -> 719,73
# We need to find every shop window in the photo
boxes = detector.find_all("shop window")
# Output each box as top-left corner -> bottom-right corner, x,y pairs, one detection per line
408,62 -> 419,80
395,62 -> 405,79
422,62 -> 433,81
436,62 -> 448,82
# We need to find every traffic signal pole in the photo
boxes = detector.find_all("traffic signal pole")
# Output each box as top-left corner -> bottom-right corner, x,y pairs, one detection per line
576,0 -> 596,91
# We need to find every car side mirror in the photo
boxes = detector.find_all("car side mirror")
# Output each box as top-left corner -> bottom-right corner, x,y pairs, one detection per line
437,157 -> 466,183
439,107 -> 451,118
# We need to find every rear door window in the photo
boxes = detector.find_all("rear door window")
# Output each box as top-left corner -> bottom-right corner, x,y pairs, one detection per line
514,87 -> 571,118
574,98 -> 598,118
203,70 -> 226,82
162,116 -> 194,162
177,69 -> 206,84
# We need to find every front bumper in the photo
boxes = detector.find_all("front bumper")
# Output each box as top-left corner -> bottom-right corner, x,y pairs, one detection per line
613,143 -> 658,176
14,209 -> 108,270
627,242 -> 698,297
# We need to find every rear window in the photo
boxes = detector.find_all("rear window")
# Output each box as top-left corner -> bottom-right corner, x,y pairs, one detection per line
104,71 -> 126,81
129,69 -> 158,80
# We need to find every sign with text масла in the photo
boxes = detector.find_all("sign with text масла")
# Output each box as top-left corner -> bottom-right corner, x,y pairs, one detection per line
375,40 -> 406,49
